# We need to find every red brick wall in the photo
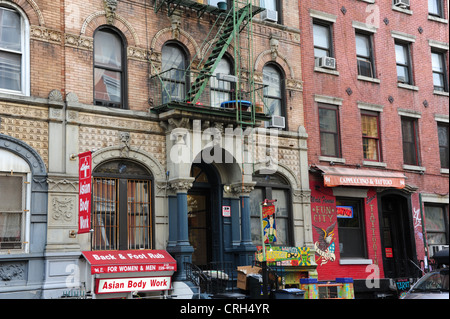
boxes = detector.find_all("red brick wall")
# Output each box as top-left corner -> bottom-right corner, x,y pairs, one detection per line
310,177 -> 385,280
300,0 -> 449,195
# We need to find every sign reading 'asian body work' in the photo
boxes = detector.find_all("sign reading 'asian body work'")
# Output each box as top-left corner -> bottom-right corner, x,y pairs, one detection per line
82,250 -> 177,274
78,151 -> 92,234
96,277 -> 172,294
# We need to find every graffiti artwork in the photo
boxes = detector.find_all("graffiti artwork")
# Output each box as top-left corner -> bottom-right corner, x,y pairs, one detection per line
313,222 -> 337,265
262,204 -> 277,244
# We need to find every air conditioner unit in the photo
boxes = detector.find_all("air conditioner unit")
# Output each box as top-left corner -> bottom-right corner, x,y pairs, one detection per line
316,56 -> 336,70
394,0 -> 410,8
261,9 -> 278,22
266,115 -> 285,129
430,244 -> 449,257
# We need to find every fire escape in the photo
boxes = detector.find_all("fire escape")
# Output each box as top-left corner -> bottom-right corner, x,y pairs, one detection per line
150,0 -> 270,127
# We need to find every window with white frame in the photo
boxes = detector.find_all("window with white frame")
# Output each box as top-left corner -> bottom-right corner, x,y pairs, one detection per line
0,148 -> 31,254
0,5 -> 29,95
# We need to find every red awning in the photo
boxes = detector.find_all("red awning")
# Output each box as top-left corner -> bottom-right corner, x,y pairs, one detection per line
82,250 -> 177,274
312,165 -> 406,189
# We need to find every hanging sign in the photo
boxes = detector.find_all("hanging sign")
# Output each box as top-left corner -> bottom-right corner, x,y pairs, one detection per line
96,276 -> 172,294
78,151 -> 92,234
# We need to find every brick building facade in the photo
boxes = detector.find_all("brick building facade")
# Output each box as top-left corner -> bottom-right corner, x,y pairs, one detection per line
300,0 -> 449,297
0,0 -> 314,298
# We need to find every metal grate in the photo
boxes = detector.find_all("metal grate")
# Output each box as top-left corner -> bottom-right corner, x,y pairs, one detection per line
127,179 -> 152,250
92,178 -> 119,250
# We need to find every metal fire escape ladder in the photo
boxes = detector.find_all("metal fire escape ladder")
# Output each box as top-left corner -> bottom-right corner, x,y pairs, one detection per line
185,5 -> 254,105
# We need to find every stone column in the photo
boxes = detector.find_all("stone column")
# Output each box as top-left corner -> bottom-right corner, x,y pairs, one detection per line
231,182 -> 257,266
167,178 -> 195,280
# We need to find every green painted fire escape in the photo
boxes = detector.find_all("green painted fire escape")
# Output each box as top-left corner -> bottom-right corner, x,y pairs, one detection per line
153,0 -> 267,126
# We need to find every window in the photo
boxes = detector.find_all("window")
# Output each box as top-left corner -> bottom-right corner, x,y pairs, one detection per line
395,42 -> 413,85
211,56 -> 233,108
313,21 -> 333,59
0,173 -> 27,251
431,51 -> 448,92
424,205 -> 448,245
94,28 -> 126,108
438,122 -> 449,169
362,111 -> 382,161
260,0 -> 281,23
319,104 -> 341,157
356,32 -> 375,78
337,198 -> 367,258
401,117 -> 420,166
0,5 -> 28,95
429,0 -> 444,18
92,160 -> 153,250
250,173 -> 291,246
263,64 -> 285,119
161,43 -> 187,103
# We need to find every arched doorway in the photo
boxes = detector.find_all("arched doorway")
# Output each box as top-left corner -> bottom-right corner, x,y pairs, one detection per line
91,159 -> 154,250
187,163 -> 221,267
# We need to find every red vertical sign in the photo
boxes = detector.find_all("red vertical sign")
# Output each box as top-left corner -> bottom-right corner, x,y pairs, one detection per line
78,151 -> 92,234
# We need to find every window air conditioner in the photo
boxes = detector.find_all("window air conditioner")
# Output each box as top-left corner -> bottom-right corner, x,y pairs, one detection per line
266,115 -> 285,129
316,56 -> 336,70
429,244 -> 449,257
394,0 -> 410,8
261,9 -> 278,22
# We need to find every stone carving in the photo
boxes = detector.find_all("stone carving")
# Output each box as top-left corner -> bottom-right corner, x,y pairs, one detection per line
169,179 -> 194,193
52,197 -> 75,222
103,0 -> 118,24
0,263 -> 26,281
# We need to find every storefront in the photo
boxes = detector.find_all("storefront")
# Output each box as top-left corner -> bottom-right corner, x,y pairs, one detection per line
309,165 -> 419,296
81,250 -> 176,299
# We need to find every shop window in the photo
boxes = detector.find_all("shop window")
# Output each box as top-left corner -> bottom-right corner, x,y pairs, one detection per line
438,122 -> 449,169
161,43 -> 188,103
355,32 -> 375,78
361,111 -> 382,161
210,56 -> 233,108
249,173 -> 291,246
319,103 -> 341,158
395,41 -> 413,85
336,198 -> 367,258
431,50 -> 448,92
424,205 -> 449,245
0,5 -> 29,95
401,116 -> 421,166
92,160 -> 153,250
0,173 -> 27,251
94,27 -> 127,108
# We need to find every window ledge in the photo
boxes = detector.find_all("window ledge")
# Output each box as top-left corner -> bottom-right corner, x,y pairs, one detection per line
314,66 -> 340,76
392,5 -> 413,15
357,75 -> 380,84
428,15 -> 448,24
339,258 -> 373,265
440,168 -> 449,174
363,161 -> 387,168
433,90 -> 449,97
403,164 -> 426,172
319,156 -> 345,164
398,83 -> 419,91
